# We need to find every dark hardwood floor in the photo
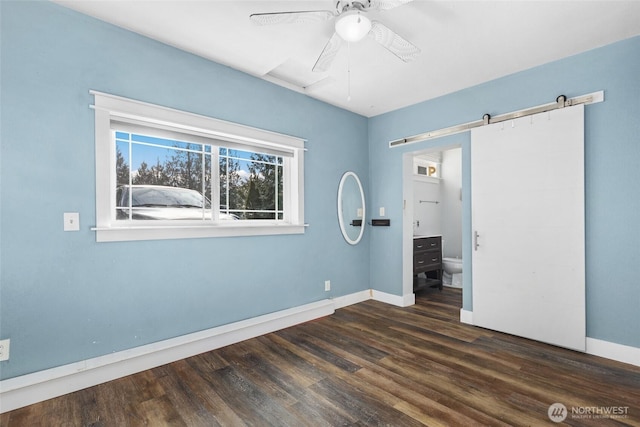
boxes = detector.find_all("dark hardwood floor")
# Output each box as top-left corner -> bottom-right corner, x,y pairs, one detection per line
2,288 -> 639,426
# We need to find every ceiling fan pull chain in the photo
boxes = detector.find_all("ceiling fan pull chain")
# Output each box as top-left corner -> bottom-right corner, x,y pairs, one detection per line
347,42 -> 352,101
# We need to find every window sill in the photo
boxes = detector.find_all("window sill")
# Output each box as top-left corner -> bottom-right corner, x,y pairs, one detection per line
92,223 -> 307,242
414,175 -> 440,184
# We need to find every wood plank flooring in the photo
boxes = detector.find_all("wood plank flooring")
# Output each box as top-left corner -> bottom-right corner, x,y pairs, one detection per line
2,288 -> 640,426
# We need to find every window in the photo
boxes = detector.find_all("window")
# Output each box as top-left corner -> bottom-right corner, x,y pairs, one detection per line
414,159 -> 439,178
91,91 -> 305,242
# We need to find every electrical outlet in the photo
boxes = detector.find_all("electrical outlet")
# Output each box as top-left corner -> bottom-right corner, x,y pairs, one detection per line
324,280 -> 331,291
0,339 -> 10,361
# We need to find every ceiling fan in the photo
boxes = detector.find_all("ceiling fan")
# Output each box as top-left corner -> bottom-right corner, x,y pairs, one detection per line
250,0 -> 421,72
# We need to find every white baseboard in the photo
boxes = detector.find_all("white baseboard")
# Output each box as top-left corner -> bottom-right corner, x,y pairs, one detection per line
460,308 -> 473,325
372,289 -> 415,307
586,337 -> 640,367
0,299 -> 334,413
332,289 -> 415,308
332,290 -> 371,309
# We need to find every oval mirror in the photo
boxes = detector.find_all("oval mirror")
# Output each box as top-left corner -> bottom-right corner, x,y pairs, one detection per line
338,171 -> 365,245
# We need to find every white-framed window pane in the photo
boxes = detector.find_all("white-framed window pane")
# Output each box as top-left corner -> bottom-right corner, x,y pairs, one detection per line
114,131 -> 213,221
221,148 -> 283,220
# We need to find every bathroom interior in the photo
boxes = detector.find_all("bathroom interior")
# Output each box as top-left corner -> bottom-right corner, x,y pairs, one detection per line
412,147 -> 462,289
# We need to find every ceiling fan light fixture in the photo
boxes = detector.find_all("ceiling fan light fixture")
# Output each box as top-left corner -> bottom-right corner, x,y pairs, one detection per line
335,11 -> 371,42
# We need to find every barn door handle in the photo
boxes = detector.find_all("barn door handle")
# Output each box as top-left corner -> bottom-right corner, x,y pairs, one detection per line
474,231 -> 480,251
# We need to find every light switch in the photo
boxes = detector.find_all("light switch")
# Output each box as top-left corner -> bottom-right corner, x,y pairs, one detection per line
379,207 -> 385,217
64,212 -> 80,231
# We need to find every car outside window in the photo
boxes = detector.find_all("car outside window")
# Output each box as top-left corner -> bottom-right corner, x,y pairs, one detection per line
115,130 -> 283,222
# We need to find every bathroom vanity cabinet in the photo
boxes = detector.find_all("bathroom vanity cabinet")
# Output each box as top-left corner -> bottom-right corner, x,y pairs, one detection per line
413,236 -> 442,291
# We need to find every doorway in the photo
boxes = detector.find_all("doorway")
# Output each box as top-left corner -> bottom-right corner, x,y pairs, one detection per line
402,142 -> 464,305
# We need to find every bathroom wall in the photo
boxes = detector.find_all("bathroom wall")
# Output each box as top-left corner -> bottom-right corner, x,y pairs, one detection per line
412,178 -> 441,236
440,148 -> 462,258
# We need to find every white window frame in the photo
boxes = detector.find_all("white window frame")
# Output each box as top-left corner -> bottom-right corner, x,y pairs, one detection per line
91,91 -> 306,242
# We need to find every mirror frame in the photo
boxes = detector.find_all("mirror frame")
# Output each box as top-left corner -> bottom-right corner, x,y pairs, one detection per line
337,171 -> 366,245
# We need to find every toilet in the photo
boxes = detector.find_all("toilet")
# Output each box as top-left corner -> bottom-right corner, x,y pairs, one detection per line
442,257 -> 463,288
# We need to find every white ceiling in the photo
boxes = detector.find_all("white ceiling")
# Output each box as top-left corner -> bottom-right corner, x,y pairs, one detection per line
53,0 -> 640,117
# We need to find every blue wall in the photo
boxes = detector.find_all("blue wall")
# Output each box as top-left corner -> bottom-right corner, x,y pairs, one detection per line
1,1 -> 638,382
0,1 -> 370,380
369,36 -> 640,349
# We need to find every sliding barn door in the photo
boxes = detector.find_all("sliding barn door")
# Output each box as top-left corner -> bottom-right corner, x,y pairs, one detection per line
471,105 -> 585,351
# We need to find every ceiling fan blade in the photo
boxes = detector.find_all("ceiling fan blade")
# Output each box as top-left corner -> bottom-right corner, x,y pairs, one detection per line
312,32 -> 342,72
370,0 -> 414,11
368,21 -> 420,62
250,10 -> 334,25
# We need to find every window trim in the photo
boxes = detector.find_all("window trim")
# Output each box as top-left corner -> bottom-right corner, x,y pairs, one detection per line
91,90 -> 306,242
